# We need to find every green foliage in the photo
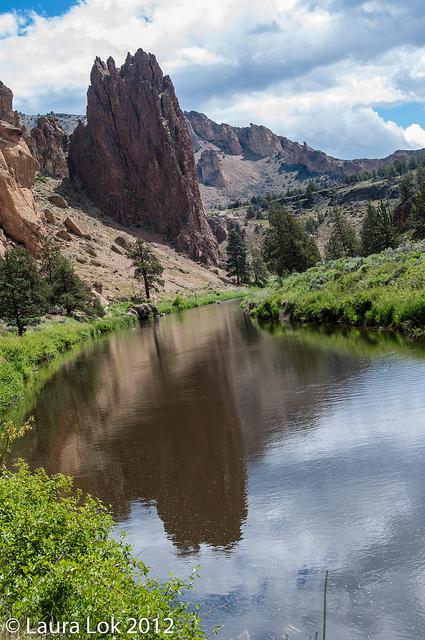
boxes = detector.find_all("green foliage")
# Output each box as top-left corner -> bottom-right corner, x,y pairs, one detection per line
325,208 -> 360,259
128,240 -> 164,301
0,311 -> 135,419
0,418 -> 32,466
50,259 -> 87,314
263,205 -> 320,276
0,247 -> 46,336
245,242 -> 425,334
361,201 -> 398,256
156,289 -> 253,315
410,180 -> 425,239
249,245 -> 268,286
41,241 -> 99,316
0,463 -> 204,639
226,229 -> 249,285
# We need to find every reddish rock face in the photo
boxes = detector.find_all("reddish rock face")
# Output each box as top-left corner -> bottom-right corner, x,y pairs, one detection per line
69,49 -> 219,264
197,149 -> 227,187
0,83 -> 44,255
0,82 -> 15,125
30,116 -> 69,178
186,111 -> 242,155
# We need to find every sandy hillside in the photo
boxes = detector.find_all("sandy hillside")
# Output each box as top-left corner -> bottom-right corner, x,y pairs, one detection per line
33,175 -> 229,302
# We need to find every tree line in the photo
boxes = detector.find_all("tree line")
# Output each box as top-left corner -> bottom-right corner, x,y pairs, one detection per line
0,243 -> 97,335
0,238 -> 164,336
225,168 -> 425,285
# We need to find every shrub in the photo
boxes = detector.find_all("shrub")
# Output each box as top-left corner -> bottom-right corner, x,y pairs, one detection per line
0,463 -> 204,639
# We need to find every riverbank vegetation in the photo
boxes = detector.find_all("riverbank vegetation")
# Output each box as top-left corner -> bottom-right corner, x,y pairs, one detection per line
0,243 -> 101,335
244,242 -> 425,335
156,287 -> 253,314
0,309 -> 135,420
0,463 -> 204,639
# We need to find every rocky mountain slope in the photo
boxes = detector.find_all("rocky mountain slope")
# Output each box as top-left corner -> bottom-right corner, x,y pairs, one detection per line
68,49 -> 218,265
22,108 -> 425,212
186,111 -> 425,209
0,82 -> 44,256
34,175 -> 227,301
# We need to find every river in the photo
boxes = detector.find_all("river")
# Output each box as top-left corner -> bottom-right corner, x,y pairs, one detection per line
14,301 -> 425,639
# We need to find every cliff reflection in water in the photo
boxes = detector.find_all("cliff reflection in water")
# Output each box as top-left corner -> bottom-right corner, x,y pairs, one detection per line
19,304 -> 249,551
18,302 -> 374,552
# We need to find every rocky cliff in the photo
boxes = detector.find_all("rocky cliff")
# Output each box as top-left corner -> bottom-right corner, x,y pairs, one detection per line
0,82 -> 44,255
68,50 -> 218,264
30,115 -> 69,178
197,149 -> 227,187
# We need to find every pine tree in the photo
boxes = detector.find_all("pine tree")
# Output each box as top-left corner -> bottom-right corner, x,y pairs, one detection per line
263,205 -> 320,276
409,181 -> 425,239
40,241 -> 94,315
49,257 -> 88,314
249,244 -> 268,286
0,247 -> 46,335
325,208 -> 360,259
361,201 -> 397,256
128,239 -> 164,300
226,229 -> 249,285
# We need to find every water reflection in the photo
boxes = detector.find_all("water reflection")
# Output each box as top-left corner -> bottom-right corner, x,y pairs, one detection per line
14,302 -> 425,639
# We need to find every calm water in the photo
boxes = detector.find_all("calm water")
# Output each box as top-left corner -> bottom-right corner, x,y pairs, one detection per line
15,301 -> 425,639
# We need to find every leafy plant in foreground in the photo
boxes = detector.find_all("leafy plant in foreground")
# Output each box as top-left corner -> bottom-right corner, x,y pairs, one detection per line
0,464 -> 205,639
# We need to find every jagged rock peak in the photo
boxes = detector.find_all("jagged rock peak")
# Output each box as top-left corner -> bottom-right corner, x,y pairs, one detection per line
29,115 -> 69,179
69,50 -> 219,264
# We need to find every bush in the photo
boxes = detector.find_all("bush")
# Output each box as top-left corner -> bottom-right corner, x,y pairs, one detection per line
0,463 -> 204,639
245,241 -> 425,334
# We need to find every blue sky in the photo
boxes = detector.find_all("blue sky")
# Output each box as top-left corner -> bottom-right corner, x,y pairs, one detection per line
1,0 -> 425,159
1,0 -> 75,16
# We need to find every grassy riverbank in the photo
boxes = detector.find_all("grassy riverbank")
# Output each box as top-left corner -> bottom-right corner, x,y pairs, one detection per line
0,309 -> 136,420
0,288 -> 252,421
244,242 -> 425,335
156,287 -> 253,314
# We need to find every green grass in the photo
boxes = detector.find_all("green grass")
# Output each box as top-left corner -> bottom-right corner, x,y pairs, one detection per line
244,241 -> 425,335
0,289 -> 253,423
0,308 -> 136,421
156,287 -> 254,314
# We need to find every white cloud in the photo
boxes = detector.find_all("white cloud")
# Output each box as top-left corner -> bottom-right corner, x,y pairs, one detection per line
1,0 -> 425,157
0,12 -> 19,37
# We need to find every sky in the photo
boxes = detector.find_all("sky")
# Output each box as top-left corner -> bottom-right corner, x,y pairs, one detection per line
1,0 -> 425,159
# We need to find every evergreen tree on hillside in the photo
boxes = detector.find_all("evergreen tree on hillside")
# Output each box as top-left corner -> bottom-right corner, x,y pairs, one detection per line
0,247 -> 45,335
409,180 -> 425,239
40,242 -> 87,314
128,239 -> 164,300
361,201 -> 397,256
249,244 -> 268,286
325,208 -> 360,260
263,205 -> 320,276
226,229 -> 249,285
396,174 -> 416,229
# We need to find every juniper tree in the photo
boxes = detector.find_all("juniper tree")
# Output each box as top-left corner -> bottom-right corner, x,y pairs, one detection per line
249,244 -> 268,286
361,201 -> 397,256
325,208 -> 360,259
263,205 -> 320,276
0,247 -> 46,335
226,229 -> 249,285
409,180 -> 425,239
128,239 -> 164,300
